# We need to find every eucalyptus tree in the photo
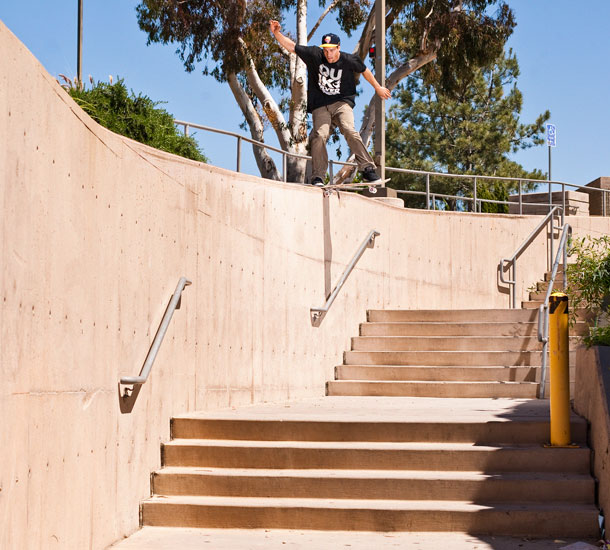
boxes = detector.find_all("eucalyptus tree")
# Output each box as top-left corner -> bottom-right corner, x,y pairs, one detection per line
136,0 -> 515,182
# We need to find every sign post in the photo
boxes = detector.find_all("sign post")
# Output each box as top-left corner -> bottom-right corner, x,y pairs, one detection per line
546,123 -> 557,178
546,123 -> 557,212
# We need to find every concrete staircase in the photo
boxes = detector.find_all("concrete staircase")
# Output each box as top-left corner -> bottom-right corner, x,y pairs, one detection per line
139,396 -> 598,537
136,305 -> 599,539
328,309 -> 543,399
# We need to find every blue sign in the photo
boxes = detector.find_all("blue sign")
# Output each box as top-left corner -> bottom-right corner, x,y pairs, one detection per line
546,123 -> 557,147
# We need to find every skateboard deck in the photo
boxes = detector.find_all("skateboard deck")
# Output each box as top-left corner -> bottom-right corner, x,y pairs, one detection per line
322,178 -> 391,197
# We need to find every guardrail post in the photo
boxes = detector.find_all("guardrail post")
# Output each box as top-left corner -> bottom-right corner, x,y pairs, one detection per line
236,137 -> 242,172
329,160 -> 334,185
548,292 -> 573,447
473,177 -> 478,212
519,180 -> 523,215
283,153 -> 287,183
426,173 -> 430,209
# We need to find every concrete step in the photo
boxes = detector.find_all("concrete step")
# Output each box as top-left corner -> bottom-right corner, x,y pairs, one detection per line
368,309 -> 539,323
529,289 -> 581,301
335,365 -> 539,382
140,495 -> 599,537
360,322 -> 539,337
326,380 -> 538,399
171,413 -> 588,444
152,467 -> 594,503
536,281 -> 567,292
344,350 -> 543,366
351,336 -> 542,352
162,440 -> 590,471
544,272 -> 566,282
102,526 -> 604,550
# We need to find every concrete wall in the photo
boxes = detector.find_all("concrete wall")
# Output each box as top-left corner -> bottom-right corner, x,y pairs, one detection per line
574,347 -> 610,526
2,20 -> 610,549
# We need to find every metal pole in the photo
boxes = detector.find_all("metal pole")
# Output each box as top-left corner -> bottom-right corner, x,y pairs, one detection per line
236,136 -> 242,172
548,293 -> 572,446
512,262 -> 517,309
550,217 -> 555,274
426,173 -> 430,210
374,0 -> 386,185
548,177 -> 552,216
329,160 -> 334,184
184,124 -> 189,137
561,183 -> 566,225
283,153 -> 287,183
519,180 -> 523,215
77,0 -> 83,85
473,177 -> 477,212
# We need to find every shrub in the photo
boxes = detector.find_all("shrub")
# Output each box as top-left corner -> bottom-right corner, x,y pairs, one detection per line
566,235 -> 610,346
61,76 -> 207,163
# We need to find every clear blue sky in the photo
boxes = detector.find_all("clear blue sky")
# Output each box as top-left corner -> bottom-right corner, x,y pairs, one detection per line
1,1 -> 608,187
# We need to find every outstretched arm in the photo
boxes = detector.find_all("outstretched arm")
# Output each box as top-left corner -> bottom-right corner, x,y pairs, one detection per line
361,68 -> 391,99
269,20 -> 296,54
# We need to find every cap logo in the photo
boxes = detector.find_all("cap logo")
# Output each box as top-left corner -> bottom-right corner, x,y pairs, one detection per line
324,36 -> 331,43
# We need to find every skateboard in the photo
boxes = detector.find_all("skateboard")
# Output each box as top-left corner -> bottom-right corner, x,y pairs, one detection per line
322,178 -> 391,197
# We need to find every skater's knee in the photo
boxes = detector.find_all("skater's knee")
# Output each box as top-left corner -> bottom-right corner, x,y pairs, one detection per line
311,127 -> 330,142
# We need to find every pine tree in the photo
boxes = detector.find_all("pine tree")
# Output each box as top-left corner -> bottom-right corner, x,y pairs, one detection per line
385,49 -> 549,211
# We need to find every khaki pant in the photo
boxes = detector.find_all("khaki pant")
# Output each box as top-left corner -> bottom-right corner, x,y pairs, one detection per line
310,101 -> 375,181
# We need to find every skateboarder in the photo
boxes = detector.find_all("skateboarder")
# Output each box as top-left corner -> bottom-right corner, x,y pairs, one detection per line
269,20 -> 391,186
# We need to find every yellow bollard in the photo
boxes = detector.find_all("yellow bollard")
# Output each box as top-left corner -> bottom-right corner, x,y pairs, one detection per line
548,292 -> 573,447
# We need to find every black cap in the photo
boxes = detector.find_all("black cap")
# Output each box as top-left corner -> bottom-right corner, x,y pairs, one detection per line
320,33 -> 341,48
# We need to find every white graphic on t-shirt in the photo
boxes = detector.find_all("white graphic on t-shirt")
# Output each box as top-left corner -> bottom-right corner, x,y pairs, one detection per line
318,64 -> 342,96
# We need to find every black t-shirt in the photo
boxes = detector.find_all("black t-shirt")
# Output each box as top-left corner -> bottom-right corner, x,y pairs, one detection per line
295,45 -> 366,112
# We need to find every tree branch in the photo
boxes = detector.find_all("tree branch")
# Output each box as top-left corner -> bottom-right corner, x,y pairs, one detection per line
334,50 -> 439,184
308,0 -> 340,42
227,73 -> 281,181
238,37 -> 293,152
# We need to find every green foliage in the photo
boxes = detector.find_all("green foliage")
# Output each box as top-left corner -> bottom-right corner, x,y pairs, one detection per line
389,1 -> 515,96
584,325 -> 610,348
66,78 -> 207,162
566,235 -> 610,332
135,0 -> 516,119
385,49 -> 549,211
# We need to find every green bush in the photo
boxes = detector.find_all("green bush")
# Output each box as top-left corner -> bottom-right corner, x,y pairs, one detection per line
566,235 -> 610,346
63,77 -> 207,163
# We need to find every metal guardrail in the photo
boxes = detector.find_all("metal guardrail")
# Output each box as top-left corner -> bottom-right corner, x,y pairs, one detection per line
499,206 -> 562,308
537,224 -> 572,399
120,277 -> 192,391
175,119 -> 610,216
310,230 -> 380,327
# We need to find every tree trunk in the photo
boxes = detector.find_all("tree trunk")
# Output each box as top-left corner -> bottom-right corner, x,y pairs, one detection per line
227,73 -> 280,181
286,0 -> 310,183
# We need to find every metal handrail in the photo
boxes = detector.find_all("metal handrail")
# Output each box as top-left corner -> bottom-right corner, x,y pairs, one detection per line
310,230 -> 380,327
537,224 -> 572,399
499,206 -> 562,308
175,118 -> 610,214
175,120 -> 311,183
120,277 -> 192,388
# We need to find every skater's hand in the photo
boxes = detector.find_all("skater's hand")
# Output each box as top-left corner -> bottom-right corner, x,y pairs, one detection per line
376,86 -> 391,100
269,20 -> 281,35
